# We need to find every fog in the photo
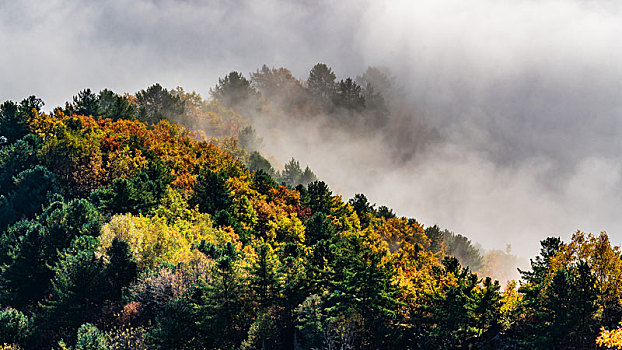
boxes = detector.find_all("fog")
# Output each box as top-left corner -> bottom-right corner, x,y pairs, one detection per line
3,0 -> 622,258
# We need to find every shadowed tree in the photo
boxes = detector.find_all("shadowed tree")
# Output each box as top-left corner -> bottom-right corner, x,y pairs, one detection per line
98,89 -> 136,120
211,71 -> 259,111
307,63 -> 336,101
71,89 -> 100,117
136,83 -> 185,124
333,78 -> 366,112
0,96 -> 43,143
189,169 -> 232,215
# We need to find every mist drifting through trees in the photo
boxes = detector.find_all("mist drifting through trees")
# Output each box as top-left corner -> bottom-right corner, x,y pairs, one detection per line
3,0 -> 622,258
3,0 -> 622,348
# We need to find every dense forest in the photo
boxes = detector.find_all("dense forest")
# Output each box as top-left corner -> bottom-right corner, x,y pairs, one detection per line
1,64 -> 622,349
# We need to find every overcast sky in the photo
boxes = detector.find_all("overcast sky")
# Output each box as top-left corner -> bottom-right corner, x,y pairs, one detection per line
3,0 -> 622,257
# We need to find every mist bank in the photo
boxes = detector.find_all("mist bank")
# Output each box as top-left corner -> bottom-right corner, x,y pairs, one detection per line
239,60 -> 620,259
261,113 -> 620,258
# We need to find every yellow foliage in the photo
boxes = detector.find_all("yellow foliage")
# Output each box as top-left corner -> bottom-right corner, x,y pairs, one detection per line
0,345 -> 21,350
273,212 -> 306,245
375,217 -> 430,254
227,175 -> 259,199
233,195 -> 259,233
150,187 -> 197,223
105,145 -> 148,180
500,280 -> 523,325
392,242 -> 443,305
549,231 -> 622,302
329,197 -> 361,232
597,321 -> 622,349
99,213 -> 233,270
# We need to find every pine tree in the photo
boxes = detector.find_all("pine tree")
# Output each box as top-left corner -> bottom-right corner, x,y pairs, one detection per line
0,221 -> 50,308
104,237 -> 137,301
41,236 -> 107,341
248,243 -> 280,308
189,169 -> 232,214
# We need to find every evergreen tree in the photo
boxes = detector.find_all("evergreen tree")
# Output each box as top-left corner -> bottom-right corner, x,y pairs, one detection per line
248,243 -> 280,308
299,166 -> 318,187
71,89 -> 100,117
0,134 -> 41,193
307,63 -> 336,107
377,205 -> 396,220
333,78 -> 366,112
329,234 -> 401,348
136,84 -> 185,124
280,158 -> 303,187
11,165 -> 57,219
247,151 -> 275,177
415,257 -> 503,348
98,89 -> 136,120
40,236 -> 108,342
0,97 -> 43,143
147,295 -> 203,349
305,181 -> 332,215
73,323 -> 110,350
349,193 -> 375,229
189,169 -> 232,214
104,237 -> 137,301
0,308 -> 32,347
238,126 -> 263,152
193,241 -> 249,348
211,72 -> 259,110
0,220 -> 50,308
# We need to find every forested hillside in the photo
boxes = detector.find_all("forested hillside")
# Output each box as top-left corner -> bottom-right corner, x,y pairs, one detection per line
1,65 -> 622,349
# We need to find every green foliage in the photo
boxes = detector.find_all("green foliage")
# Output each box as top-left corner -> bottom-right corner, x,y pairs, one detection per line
91,162 -> 173,215
248,244 -> 280,307
349,193 -> 374,229
307,63 -> 336,105
98,89 -> 136,120
189,169 -> 231,214
0,308 -> 32,346
278,158 -> 317,188
211,71 -> 259,110
104,238 -> 137,301
305,212 -> 335,246
0,134 -> 50,229
196,241 -> 248,347
305,181 -> 332,215
3,84 -> 621,350
136,84 -> 185,124
238,126 -> 263,152
295,293 -> 362,350
74,323 -> 109,350
515,237 -> 600,349
247,151 -> 275,177
0,97 -> 43,143
416,257 -> 503,348
0,220 -> 51,307
41,236 -> 108,339
41,198 -> 102,249
240,310 -> 280,350
145,296 -> 200,349
442,229 -> 485,271
149,241 -> 249,349
0,134 -> 41,193
71,89 -> 100,117
11,165 -> 57,218
329,234 -> 401,348
377,205 -> 396,220
333,78 -> 366,112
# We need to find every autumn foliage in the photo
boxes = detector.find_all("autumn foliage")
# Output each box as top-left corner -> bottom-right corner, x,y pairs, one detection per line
1,69 -> 621,349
